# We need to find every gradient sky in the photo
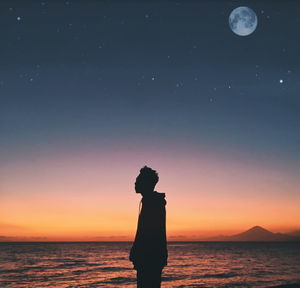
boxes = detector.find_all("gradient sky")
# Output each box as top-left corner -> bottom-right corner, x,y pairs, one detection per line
1,0 -> 300,241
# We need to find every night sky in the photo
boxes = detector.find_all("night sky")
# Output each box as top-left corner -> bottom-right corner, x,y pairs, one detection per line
1,1 -> 299,240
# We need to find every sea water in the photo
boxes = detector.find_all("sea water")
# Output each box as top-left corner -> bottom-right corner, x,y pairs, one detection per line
0,242 -> 300,288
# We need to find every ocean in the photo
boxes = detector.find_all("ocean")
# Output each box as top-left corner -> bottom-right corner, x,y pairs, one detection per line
0,242 -> 300,288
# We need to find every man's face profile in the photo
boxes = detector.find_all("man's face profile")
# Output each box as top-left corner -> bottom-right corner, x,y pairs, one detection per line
135,175 -> 154,194
135,175 -> 143,194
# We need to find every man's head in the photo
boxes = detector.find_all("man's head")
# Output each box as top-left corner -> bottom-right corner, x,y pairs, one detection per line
135,166 -> 159,195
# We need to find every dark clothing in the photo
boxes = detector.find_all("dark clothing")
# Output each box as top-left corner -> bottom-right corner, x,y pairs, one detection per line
137,266 -> 163,288
130,191 -> 168,287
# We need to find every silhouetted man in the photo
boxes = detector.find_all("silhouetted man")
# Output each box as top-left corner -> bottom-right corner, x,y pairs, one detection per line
130,166 -> 168,288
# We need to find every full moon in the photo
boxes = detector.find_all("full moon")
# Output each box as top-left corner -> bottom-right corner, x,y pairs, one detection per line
229,6 -> 258,36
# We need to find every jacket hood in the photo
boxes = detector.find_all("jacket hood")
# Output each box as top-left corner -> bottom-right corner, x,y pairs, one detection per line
154,191 -> 165,197
150,191 -> 166,199
142,191 -> 166,205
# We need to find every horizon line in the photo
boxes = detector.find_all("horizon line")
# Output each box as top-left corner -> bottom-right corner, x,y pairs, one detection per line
1,240 -> 300,243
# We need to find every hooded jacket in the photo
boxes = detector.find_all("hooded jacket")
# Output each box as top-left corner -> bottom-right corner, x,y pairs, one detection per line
129,191 -> 168,269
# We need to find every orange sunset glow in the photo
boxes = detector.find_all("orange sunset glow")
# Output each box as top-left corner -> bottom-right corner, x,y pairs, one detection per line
1,142 -> 299,241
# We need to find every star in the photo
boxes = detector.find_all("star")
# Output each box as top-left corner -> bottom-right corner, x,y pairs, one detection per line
17,16 -> 21,21
279,79 -> 283,84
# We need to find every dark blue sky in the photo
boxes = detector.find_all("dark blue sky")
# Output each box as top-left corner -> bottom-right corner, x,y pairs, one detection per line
1,0 -> 299,167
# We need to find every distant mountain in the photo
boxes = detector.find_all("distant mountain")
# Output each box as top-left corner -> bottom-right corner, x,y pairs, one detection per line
287,230 -> 300,237
0,235 -> 48,242
204,226 -> 300,242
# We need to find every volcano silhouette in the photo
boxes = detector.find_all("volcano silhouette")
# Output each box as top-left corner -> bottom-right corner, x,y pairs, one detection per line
205,226 -> 300,241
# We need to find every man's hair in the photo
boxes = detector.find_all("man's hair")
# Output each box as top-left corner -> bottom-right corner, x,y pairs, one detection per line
138,166 -> 159,186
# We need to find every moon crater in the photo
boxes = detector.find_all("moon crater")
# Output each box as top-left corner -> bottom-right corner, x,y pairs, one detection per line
229,6 -> 258,36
